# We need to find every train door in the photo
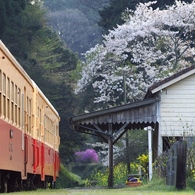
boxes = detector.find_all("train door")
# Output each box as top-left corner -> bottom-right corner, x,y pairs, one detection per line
54,152 -> 59,182
54,152 -> 57,182
41,143 -> 45,180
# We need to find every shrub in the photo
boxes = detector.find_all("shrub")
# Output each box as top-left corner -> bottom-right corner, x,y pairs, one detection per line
86,153 -> 149,187
56,164 -> 83,188
71,162 -> 104,180
86,168 -> 108,187
114,162 -> 128,185
130,153 -> 149,176
75,149 -> 99,163
86,162 -> 127,186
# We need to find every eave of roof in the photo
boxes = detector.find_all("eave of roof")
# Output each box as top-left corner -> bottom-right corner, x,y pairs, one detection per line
145,65 -> 195,98
70,97 -> 158,123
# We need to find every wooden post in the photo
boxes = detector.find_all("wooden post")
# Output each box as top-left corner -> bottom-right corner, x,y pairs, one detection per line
108,118 -> 113,188
176,140 -> 187,190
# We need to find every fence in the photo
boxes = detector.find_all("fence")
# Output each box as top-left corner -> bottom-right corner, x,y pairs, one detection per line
166,140 -> 187,189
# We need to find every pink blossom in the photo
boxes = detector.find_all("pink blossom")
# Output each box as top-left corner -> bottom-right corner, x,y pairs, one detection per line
75,149 -> 99,163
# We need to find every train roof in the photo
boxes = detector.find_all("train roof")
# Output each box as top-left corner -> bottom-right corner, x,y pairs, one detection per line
0,40 -> 32,85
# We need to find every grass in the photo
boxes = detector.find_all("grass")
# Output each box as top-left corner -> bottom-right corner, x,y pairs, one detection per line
9,188 -> 195,195
9,180 -> 195,195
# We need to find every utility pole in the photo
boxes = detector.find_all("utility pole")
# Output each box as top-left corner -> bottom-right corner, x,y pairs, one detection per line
123,71 -> 130,174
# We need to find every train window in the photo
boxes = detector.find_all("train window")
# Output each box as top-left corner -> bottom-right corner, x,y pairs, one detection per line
15,105 -> 17,125
44,115 -> 46,130
11,82 -> 14,101
39,107 -> 41,137
3,73 -> 6,94
52,123 -> 55,135
27,97 -> 31,134
0,70 -> 2,116
29,99 -> 32,133
3,95 -> 6,118
7,77 -> 10,98
40,108 -> 42,124
36,107 -> 41,137
22,94 -> 24,129
18,107 -> 21,127
7,78 -> 10,120
7,98 -> 10,120
0,70 -> 2,92
11,102 -> 14,123
0,94 -> 1,116
18,89 -> 21,127
2,74 -> 6,118
39,124 -> 41,138
29,100 -> 31,134
45,115 -> 50,143
18,88 -> 21,106
57,125 -> 59,137
14,85 -> 18,125
15,85 -> 17,104
44,115 -> 47,140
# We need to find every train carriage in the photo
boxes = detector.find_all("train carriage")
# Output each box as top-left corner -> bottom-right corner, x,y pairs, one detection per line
0,40 -> 60,192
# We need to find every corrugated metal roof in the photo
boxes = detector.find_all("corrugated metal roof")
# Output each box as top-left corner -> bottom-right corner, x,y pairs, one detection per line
70,98 -> 158,124
70,97 -> 159,135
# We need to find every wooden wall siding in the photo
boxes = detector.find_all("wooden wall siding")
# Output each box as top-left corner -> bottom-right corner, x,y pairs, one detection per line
160,74 -> 195,136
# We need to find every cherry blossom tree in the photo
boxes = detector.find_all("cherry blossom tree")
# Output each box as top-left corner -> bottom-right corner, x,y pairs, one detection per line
76,1 -> 195,108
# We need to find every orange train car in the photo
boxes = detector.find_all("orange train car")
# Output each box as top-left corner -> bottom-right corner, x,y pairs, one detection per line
0,40 -> 60,192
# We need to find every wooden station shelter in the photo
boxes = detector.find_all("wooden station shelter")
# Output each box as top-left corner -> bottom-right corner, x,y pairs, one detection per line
70,97 -> 159,188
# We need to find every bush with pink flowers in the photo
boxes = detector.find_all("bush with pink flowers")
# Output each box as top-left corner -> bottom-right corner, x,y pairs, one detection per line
75,149 -> 99,163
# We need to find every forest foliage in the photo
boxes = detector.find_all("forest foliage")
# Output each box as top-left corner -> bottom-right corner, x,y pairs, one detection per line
44,0 -> 108,56
0,0 -> 85,165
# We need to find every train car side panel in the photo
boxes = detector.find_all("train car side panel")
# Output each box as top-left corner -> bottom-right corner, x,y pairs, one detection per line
32,81 -> 60,182
0,120 -> 23,172
0,40 -> 60,192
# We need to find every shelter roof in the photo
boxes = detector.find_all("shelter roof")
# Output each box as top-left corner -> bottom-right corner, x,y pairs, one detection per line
70,97 -> 159,142
70,98 -> 158,125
